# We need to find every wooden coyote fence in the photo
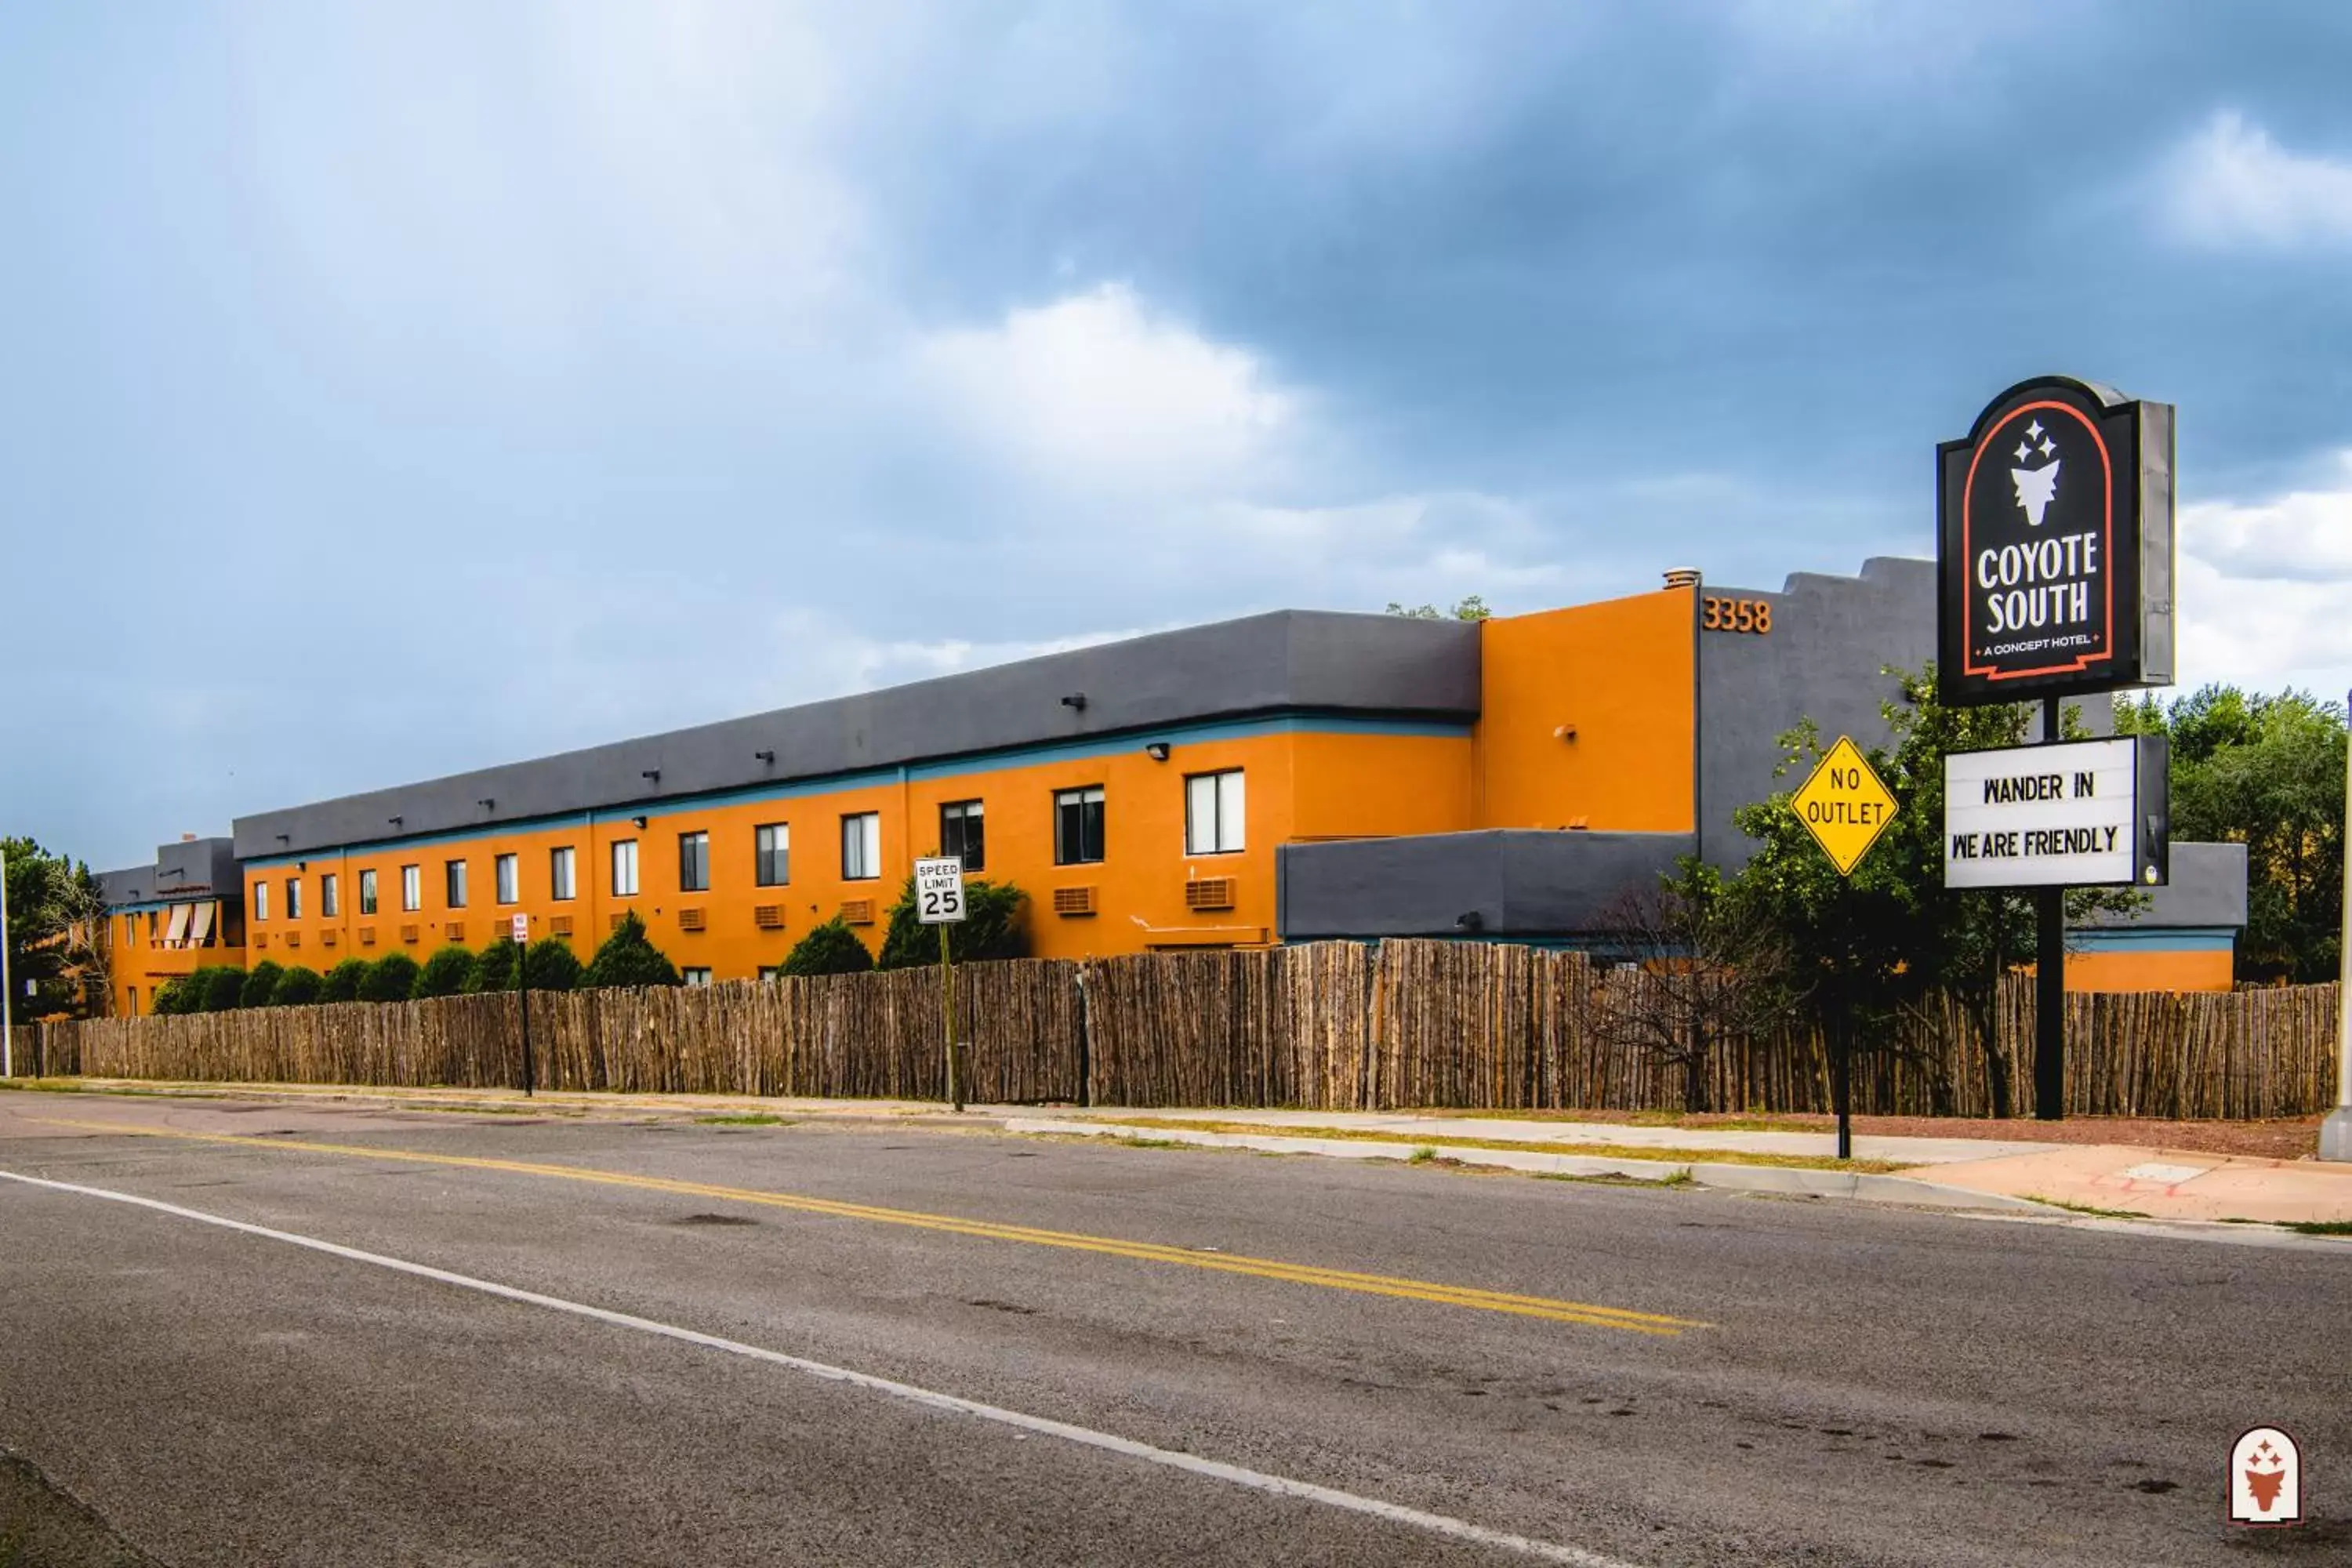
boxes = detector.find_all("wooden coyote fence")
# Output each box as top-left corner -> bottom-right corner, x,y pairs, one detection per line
26,942 -> 2343,1119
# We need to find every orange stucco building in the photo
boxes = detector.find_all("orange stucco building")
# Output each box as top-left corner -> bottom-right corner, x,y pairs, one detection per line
96,559 -> 2243,1009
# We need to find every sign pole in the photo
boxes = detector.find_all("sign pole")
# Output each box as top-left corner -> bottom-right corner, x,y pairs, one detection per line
2033,696 -> 2067,1120
2321,691 -> 2352,1162
941,920 -> 960,1114
513,913 -> 533,1098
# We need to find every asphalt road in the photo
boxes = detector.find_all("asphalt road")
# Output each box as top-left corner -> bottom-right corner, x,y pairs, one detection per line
0,1091 -> 2343,1567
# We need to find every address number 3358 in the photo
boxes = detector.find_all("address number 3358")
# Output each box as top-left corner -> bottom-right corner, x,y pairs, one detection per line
1701,596 -> 1773,634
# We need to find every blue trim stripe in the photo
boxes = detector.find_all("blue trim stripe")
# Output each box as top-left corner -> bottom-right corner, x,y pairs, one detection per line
238,713 -> 1471,870
2070,927 -> 2237,953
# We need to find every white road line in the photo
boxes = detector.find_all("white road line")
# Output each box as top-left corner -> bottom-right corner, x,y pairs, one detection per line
0,1167 -> 1639,1568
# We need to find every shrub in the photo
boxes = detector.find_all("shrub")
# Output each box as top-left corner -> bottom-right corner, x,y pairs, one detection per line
358,952 -> 420,1003
320,958 -> 372,1004
200,966 -> 246,1012
522,936 -> 583,992
272,966 -> 323,1007
877,877 -> 1027,970
151,975 -> 199,1014
780,916 -> 875,976
464,938 -> 517,993
583,912 -> 681,989
414,946 -> 474,999
239,961 -> 285,1010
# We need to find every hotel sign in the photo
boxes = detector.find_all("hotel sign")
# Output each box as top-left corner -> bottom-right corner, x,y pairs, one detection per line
1936,376 -> 2175,707
1944,736 -> 2169,889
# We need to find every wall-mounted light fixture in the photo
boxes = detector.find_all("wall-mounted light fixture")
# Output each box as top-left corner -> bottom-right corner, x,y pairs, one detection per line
477,797 -> 495,812
1060,692 -> 1088,712
387,815 -> 403,829
275,833 -> 290,844
630,815 -> 648,829
1144,742 -> 1171,762
1553,724 -> 1577,742
296,861 -> 307,873
754,750 -> 775,764
641,768 -> 661,786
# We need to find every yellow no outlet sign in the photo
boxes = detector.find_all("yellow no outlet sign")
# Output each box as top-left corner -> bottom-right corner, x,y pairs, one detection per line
1791,735 -> 1898,877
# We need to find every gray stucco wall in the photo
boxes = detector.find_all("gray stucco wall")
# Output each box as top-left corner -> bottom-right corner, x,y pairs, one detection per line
1278,829 -> 1694,939
2077,840 -> 2248,930
234,609 -> 1481,860
1697,557 -> 1935,866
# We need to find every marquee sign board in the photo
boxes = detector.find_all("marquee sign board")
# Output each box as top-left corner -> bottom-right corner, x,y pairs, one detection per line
1936,376 -> 2175,707
1944,735 -> 2169,889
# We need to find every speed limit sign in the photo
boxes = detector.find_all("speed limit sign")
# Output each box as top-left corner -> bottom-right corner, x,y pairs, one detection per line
914,856 -> 967,924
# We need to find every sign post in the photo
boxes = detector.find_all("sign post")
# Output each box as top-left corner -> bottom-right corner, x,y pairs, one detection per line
1939,376 -> 2174,1120
2323,691 -> 2352,1163
512,912 -> 533,1098
1790,736 -> 1898,1160
914,856 -> 968,1112
1,848 -> 13,1080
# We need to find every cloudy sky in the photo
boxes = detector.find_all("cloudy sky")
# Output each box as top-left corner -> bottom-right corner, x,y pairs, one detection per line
6,2 -> 2350,869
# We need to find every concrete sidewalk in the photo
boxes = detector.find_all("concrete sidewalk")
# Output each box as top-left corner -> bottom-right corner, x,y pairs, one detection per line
9,1077 -> 2350,1227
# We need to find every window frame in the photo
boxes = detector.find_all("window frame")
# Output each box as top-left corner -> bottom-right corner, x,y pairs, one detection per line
681,966 -> 713,989
252,881 -> 270,922
611,839 -> 639,898
321,873 -> 339,919
840,812 -> 881,881
444,858 -> 469,910
495,853 -> 519,906
1054,785 -> 1106,866
285,876 -> 303,921
550,845 -> 576,902
359,869 -> 379,916
939,799 -> 986,873
678,830 -> 710,894
1184,769 -> 1247,856
401,864 -> 423,913
754,822 -> 790,887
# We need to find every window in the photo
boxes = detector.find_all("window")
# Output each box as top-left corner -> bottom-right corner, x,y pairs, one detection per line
550,846 -> 576,902
285,877 -> 303,920
841,812 -> 880,880
125,986 -> 138,1017
495,854 -> 519,905
1185,770 -> 1247,855
757,965 -> 783,984
359,869 -> 379,916
1054,786 -> 1105,865
321,873 -> 339,918
678,830 -> 710,893
940,800 -> 985,872
252,881 -> 270,921
611,839 -> 639,897
445,859 -> 468,909
754,823 -> 790,887
401,864 -> 422,912
682,967 -> 713,988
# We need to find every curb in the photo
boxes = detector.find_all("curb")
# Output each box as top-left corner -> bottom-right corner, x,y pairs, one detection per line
1002,1118 -> 2058,1212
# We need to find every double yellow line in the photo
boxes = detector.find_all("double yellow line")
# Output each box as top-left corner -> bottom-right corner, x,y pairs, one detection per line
38,1117 -> 1708,1337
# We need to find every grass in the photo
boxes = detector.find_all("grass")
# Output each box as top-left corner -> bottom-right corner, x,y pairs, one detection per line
1116,1136 -> 1185,1149
694,1112 -> 789,1127
1087,1116 -> 1915,1174
2285,1218 -> 2352,1236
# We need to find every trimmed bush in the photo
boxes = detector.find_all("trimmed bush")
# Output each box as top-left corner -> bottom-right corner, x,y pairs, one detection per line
272,965 -> 323,1007
779,916 -> 874,976
464,938 -> 517,994
320,958 -> 372,1004
583,912 -> 681,989
358,952 -> 420,1003
239,960 -> 285,1010
877,877 -> 1027,970
200,966 -> 246,1012
413,946 -> 475,999
522,936 -> 583,992
151,975 -> 199,1014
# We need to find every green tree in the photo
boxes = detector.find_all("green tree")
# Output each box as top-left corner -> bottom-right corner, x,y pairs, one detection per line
780,916 -> 875,976
583,912 -> 681,989
3,838 -> 107,1022
463,938 -> 517,994
2118,684 -> 2346,982
239,960 -> 285,1010
320,958 -> 372,1004
359,952 -> 421,1003
272,966 -> 324,1007
199,966 -> 246,1012
413,946 -> 474,999
151,975 -> 199,1014
877,877 -> 1028,969
1385,594 -> 1491,621
521,937 -> 583,992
